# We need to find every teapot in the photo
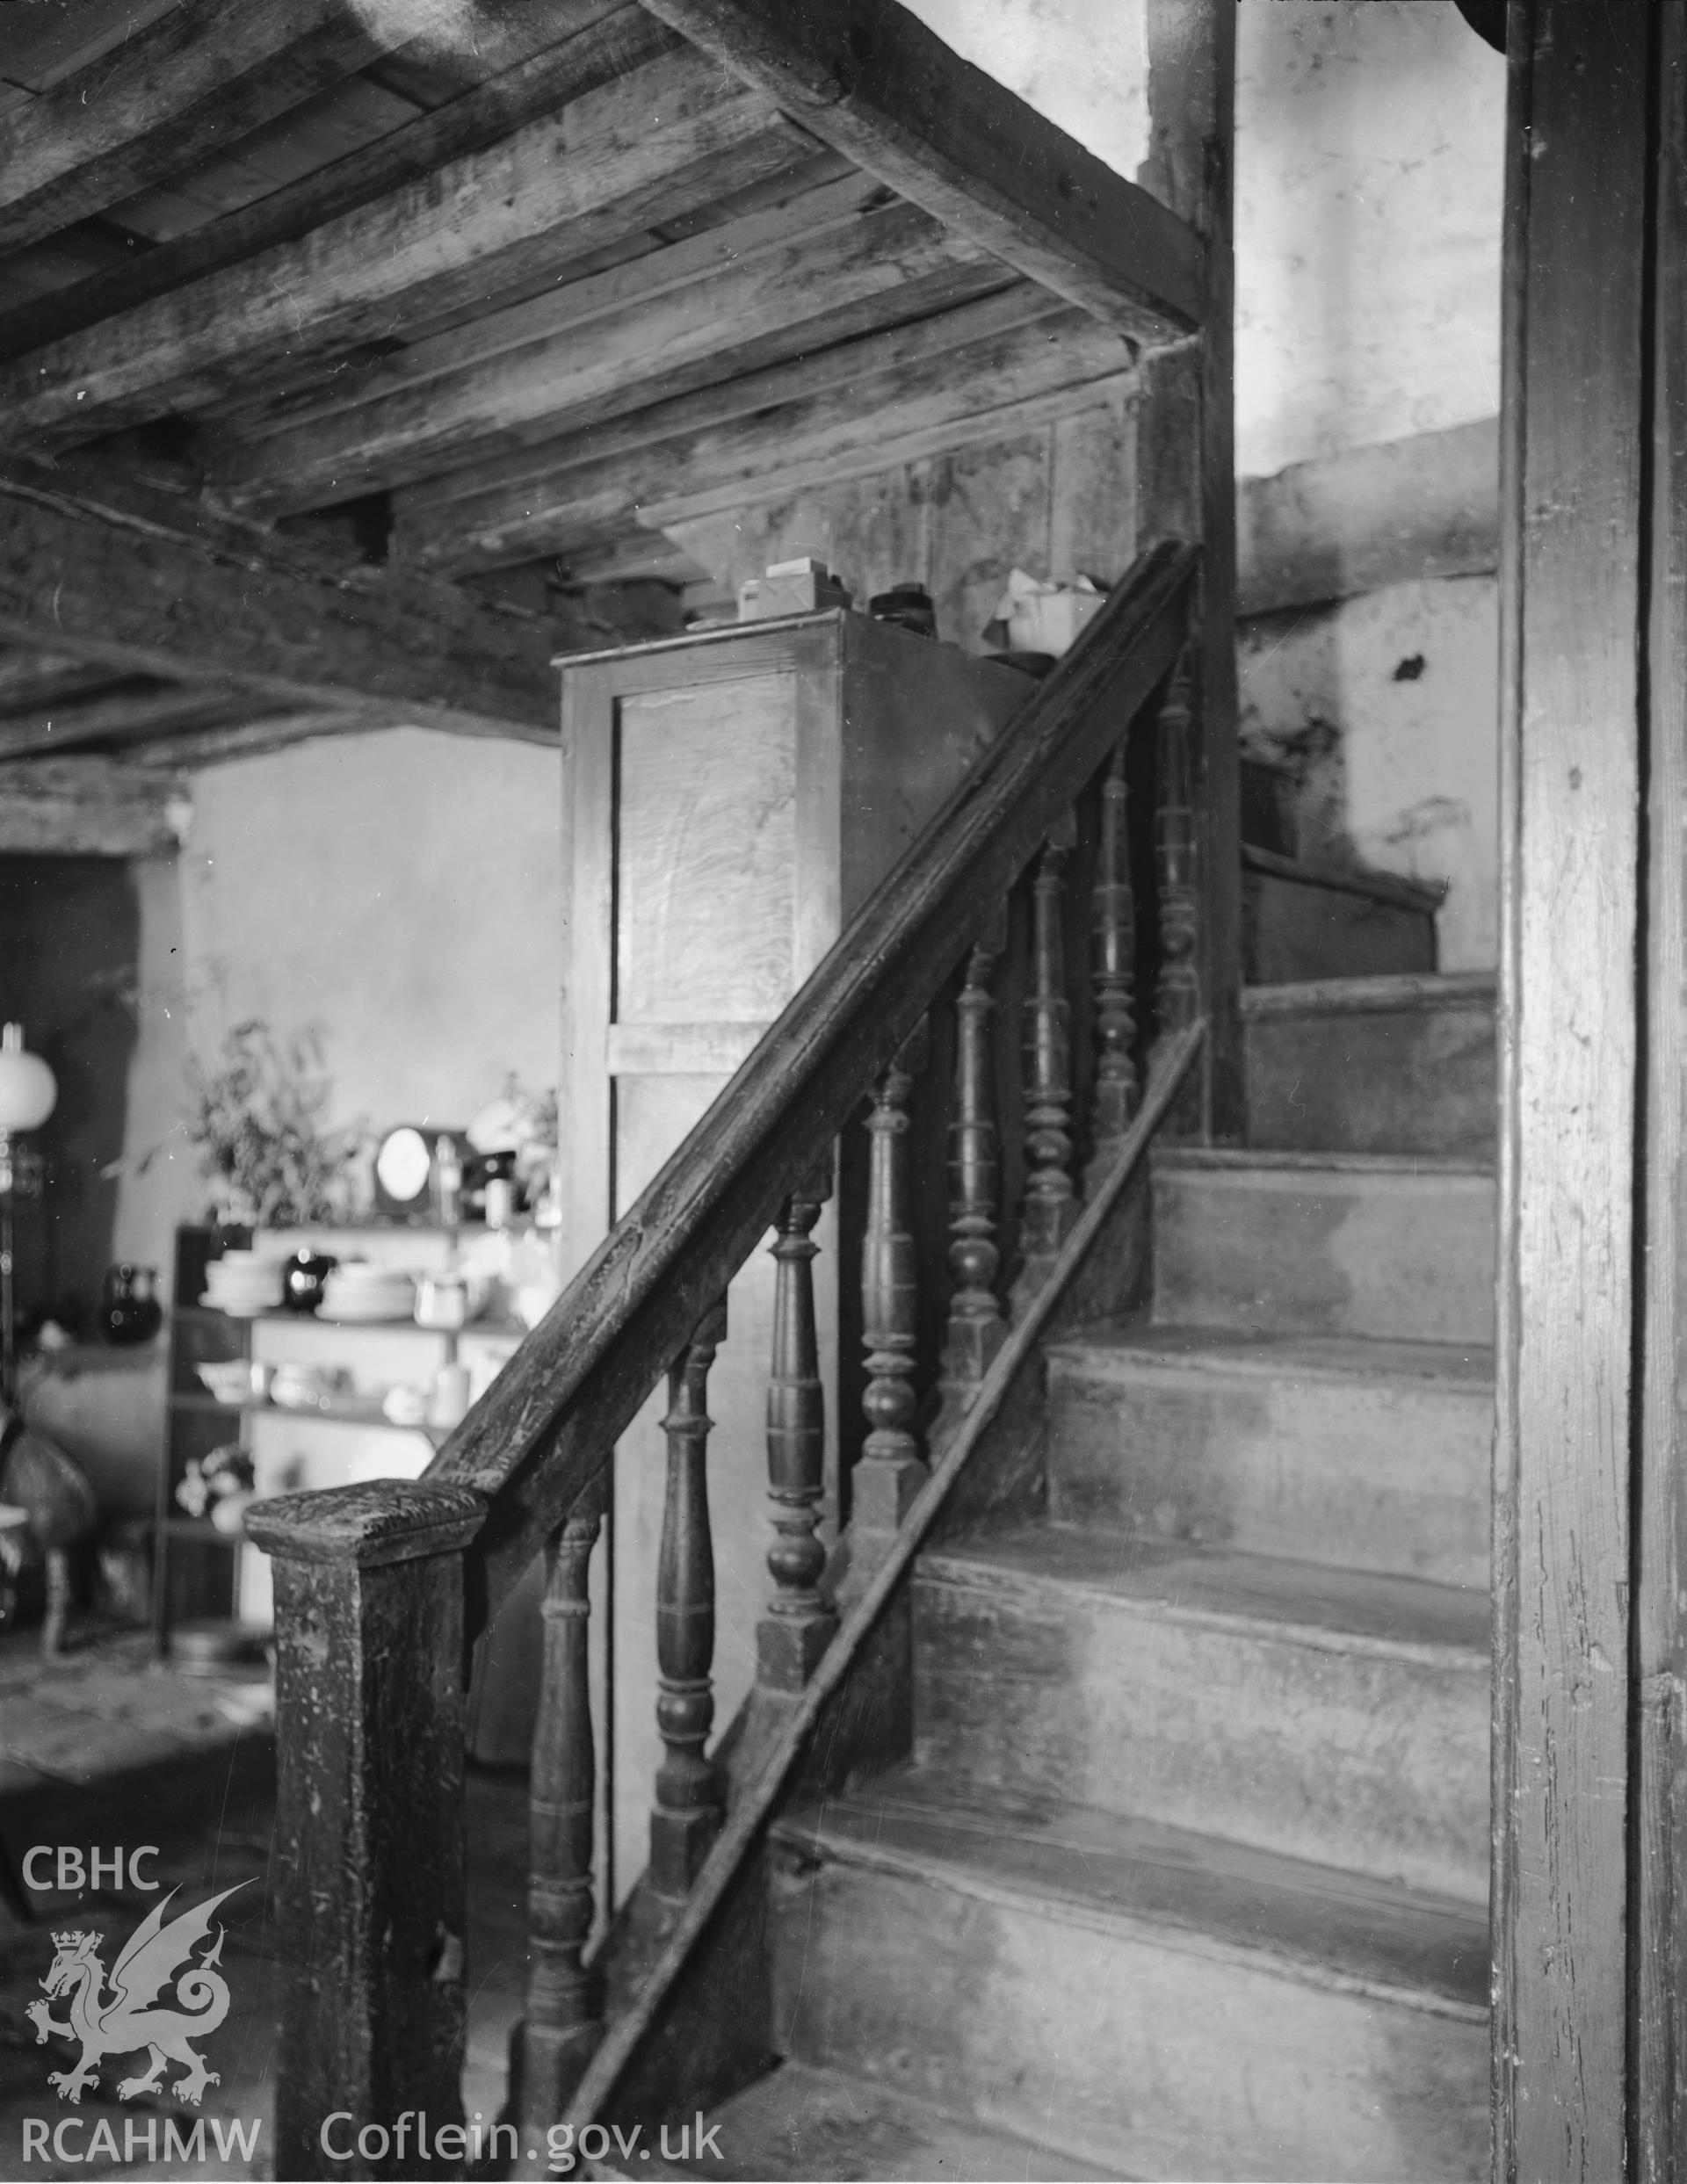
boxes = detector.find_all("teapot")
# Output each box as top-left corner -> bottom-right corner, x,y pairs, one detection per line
102,1264 -> 161,1346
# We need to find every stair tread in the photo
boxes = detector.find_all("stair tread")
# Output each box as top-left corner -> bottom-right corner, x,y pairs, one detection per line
1242,969 -> 1495,1018
919,1524 -> 1488,1659
1047,1324 -> 1495,1389
776,1766 -> 1488,2014
688,2061 -> 1122,2181
1241,841 -> 1447,911
1155,1143 -> 1495,1176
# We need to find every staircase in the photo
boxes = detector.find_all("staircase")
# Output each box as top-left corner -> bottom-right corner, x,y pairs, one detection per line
690,969 -> 1495,2183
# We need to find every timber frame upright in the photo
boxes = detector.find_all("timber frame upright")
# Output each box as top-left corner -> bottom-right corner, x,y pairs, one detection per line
1494,4 -> 1687,2176
1136,0 -> 1241,1143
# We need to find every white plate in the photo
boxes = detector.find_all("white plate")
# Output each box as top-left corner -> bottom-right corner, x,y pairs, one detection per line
319,1304 -> 419,1324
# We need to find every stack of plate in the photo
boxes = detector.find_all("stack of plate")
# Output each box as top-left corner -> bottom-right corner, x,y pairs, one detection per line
320,1262 -> 416,1323
201,1251 -> 283,1317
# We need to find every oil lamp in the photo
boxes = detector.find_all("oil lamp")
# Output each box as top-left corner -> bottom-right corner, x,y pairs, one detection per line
0,1023 -> 57,1403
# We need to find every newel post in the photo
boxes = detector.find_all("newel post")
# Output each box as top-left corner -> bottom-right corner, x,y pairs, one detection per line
247,1479 -> 486,2182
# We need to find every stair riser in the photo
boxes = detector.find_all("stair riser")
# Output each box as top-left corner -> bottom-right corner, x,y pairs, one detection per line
1245,1003 -> 1495,1158
914,1569 -> 1489,1901
1046,1356 -> 1491,1590
1243,868 -> 1435,985
771,1848 -> 1487,2183
1152,1165 -> 1495,1344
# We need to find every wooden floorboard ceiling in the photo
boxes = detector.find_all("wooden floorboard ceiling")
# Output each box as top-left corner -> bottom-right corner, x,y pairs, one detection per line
0,0 -> 1206,767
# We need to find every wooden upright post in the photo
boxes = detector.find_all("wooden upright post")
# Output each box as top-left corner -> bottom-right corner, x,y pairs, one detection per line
934,909 -> 1008,1441
652,1302 -> 728,1896
524,1489 -> 607,2127
1085,738 -> 1139,1189
1010,817 -> 1079,1313
758,1168 -> 836,1693
1139,0 -> 1239,1140
846,1025 -> 929,1586
1635,14 -> 1687,2176
246,1480 -> 484,2183
1492,4 -> 1676,2178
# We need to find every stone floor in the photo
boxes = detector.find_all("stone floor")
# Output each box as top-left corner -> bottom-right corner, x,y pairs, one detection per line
0,1624 -> 532,2182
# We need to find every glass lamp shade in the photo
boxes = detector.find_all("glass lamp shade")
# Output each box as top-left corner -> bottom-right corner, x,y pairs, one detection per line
0,1023 -> 55,1134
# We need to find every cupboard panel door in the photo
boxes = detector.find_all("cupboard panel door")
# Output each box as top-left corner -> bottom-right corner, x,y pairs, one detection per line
615,673 -> 798,1025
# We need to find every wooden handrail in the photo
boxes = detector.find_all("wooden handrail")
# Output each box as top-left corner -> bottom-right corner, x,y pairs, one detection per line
561,1016 -> 1207,2135
252,538 -> 1206,2177
429,538 -> 1199,1627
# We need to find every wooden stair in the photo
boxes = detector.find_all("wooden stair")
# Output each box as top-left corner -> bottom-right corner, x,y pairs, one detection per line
674,971 -> 1495,2183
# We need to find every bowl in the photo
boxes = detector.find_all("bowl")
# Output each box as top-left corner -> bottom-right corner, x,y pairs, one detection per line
197,1361 -> 253,1405
270,1363 -> 354,1411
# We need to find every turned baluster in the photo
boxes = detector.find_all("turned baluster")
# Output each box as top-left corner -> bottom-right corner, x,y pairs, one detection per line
1154,648 -> 1201,1051
521,1489 -> 604,2132
933,915 -> 1007,1445
847,1023 -> 929,1588
1086,737 -> 1140,1191
652,1299 -> 728,1897
1010,812 -> 1079,1314
758,1161 -> 836,1695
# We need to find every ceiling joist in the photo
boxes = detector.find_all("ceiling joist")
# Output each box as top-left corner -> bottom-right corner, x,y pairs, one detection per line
212,187 -> 1007,512
397,286 -> 1133,570
0,4 -> 677,364
0,0 -> 403,256
0,47 -> 807,449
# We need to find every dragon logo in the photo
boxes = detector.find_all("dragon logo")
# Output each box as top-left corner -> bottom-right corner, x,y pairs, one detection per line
25,1884 -> 247,2108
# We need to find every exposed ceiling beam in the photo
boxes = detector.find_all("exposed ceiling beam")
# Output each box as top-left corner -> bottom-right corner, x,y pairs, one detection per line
397,292 -> 1131,570
0,756 -> 188,857
0,47 -> 807,450
0,681 -> 270,760
0,4 -> 675,363
0,0 -> 402,256
0,650 -> 125,712
118,712 -> 382,768
0,458 -> 560,737
638,0 -> 1204,344
212,189 -> 1005,512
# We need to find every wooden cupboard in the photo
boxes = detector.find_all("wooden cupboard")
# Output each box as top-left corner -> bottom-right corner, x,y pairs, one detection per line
557,608 -> 1026,1897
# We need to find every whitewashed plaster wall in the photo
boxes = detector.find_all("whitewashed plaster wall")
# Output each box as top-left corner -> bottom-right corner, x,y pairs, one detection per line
1234,2 -> 1504,477
169,728 -> 565,1219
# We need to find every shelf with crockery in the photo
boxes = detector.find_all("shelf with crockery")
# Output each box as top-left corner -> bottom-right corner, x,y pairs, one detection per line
155,1224 -> 555,1652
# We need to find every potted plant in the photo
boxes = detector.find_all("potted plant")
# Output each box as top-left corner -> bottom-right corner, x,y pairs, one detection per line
183,1020 -> 363,1231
